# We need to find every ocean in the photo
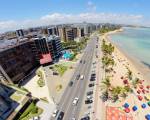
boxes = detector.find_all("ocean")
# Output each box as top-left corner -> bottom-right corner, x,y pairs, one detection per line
109,27 -> 150,68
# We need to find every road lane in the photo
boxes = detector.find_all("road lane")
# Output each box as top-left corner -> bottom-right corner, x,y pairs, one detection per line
52,36 -> 97,120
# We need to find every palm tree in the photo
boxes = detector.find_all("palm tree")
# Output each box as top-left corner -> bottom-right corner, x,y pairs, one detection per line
127,69 -> 133,80
132,78 -> 140,88
111,86 -> 122,102
101,76 -> 111,90
101,77 -> 111,102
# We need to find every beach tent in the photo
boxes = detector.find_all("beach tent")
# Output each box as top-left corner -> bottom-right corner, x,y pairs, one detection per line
132,106 -> 137,111
124,103 -> 129,108
141,103 -> 146,108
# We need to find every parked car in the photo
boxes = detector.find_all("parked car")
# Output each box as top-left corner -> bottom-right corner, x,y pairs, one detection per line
88,83 -> 95,87
83,60 -> 86,64
87,95 -> 93,100
85,99 -> 93,104
52,109 -> 59,118
80,60 -> 82,63
81,116 -> 90,120
57,111 -> 64,120
87,91 -> 93,95
72,97 -> 79,105
69,81 -> 73,87
90,78 -> 96,81
53,72 -> 59,75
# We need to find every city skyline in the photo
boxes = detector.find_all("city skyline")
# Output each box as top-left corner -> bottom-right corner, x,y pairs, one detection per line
0,0 -> 150,33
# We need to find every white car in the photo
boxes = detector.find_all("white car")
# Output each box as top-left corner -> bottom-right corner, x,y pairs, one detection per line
87,95 -> 92,99
80,75 -> 84,80
72,97 -> 79,105
52,109 -> 59,117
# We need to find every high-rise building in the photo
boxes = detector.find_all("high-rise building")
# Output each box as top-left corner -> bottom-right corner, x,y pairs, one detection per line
31,36 -> 62,65
0,36 -> 62,84
16,29 -> 24,37
47,27 -> 59,36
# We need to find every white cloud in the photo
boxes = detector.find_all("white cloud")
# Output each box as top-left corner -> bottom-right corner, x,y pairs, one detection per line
0,12 -> 147,33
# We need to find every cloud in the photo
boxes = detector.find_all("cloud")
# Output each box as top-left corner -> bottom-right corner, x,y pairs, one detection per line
87,1 -> 97,12
0,12 -> 147,33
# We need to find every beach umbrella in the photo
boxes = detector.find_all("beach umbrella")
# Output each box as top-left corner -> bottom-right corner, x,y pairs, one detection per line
124,108 -> 130,113
124,103 -> 129,108
145,114 -> 150,120
141,103 -> 146,108
132,106 -> 138,111
142,89 -> 145,94
137,90 -> 141,94
138,95 -> 143,101
148,101 -> 150,106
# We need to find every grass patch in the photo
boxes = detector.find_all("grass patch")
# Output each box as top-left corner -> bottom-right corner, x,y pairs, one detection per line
56,84 -> 63,92
54,64 -> 68,76
10,93 -> 22,101
18,102 -> 43,120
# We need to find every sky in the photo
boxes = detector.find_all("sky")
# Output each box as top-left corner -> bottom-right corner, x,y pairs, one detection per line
0,0 -> 150,33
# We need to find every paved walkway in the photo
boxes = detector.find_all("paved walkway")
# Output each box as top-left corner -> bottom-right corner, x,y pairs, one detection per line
37,101 -> 55,120
92,35 -> 106,120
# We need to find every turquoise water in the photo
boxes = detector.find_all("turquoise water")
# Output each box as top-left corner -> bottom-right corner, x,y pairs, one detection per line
109,27 -> 150,67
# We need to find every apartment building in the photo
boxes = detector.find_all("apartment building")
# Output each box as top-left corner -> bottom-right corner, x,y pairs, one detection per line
0,36 -> 62,84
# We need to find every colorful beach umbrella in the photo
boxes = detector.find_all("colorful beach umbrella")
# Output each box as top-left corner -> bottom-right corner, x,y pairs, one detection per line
124,108 -> 130,113
132,106 -> 138,111
145,114 -> 150,120
124,103 -> 129,108
148,101 -> 150,106
141,103 -> 146,108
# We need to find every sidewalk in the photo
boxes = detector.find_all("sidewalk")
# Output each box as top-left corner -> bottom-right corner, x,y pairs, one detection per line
37,101 -> 55,120
92,35 -> 106,120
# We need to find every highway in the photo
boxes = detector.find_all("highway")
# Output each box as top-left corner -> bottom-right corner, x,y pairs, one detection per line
53,35 -> 98,120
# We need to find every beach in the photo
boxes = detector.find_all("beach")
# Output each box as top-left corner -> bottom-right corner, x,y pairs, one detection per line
101,29 -> 150,120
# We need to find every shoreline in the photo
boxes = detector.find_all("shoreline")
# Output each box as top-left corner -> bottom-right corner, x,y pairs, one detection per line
105,29 -> 150,83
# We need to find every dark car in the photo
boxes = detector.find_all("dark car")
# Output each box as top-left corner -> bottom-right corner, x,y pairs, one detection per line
76,74 -> 80,80
91,73 -> 96,76
80,60 -> 82,63
90,77 -> 96,81
87,91 -> 93,95
57,111 -> 64,120
88,83 -> 95,87
85,99 -> 93,104
83,60 -> 86,64
53,72 -> 59,75
81,116 -> 90,120
69,81 -> 73,87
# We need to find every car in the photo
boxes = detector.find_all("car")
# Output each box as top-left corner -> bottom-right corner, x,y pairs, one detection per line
76,74 -> 80,80
83,60 -> 86,64
71,118 -> 76,120
80,60 -> 82,63
69,81 -> 73,87
85,99 -> 93,104
81,116 -> 90,120
91,73 -> 96,76
80,75 -> 84,80
90,78 -> 96,81
87,95 -> 93,99
53,72 -> 59,75
87,91 -> 93,95
57,111 -> 64,120
88,83 -> 95,87
72,97 -> 79,105
52,109 -> 59,118
33,116 -> 40,120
